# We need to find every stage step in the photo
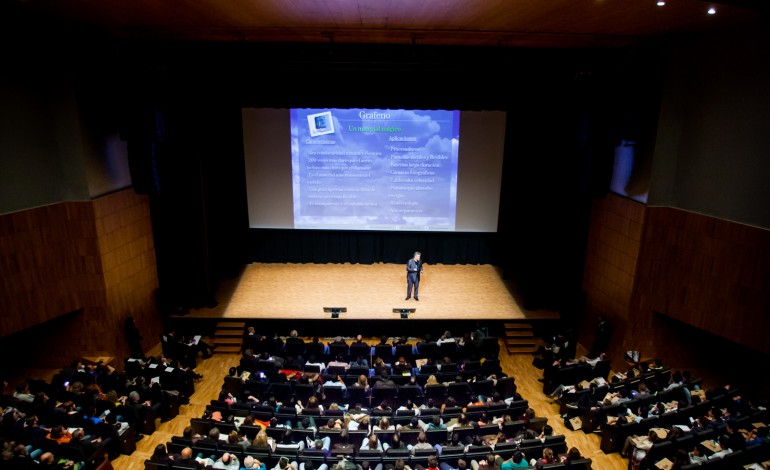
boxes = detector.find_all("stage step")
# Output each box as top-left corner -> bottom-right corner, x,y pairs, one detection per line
506,344 -> 541,354
505,330 -> 534,337
212,321 -> 245,352
213,337 -> 242,345
503,319 -> 543,355
505,322 -> 533,330
215,329 -> 243,337
505,338 -> 542,345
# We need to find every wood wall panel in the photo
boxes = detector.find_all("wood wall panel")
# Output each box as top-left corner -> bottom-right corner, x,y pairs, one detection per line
0,189 -> 162,369
630,207 -> 770,356
581,197 -> 770,392
92,189 -> 161,358
0,202 -> 104,336
580,193 -> 646,366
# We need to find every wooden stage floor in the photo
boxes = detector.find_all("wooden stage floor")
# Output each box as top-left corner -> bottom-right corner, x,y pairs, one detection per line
188,262 -> 556,321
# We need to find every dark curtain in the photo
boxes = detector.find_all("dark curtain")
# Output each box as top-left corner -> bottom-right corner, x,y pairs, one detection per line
247,230 -> 498,265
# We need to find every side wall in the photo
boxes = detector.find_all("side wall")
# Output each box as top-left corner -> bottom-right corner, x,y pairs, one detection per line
629,207 -> 770,357
0,189 -> 161,370
581,194 -> 770,392
580,194 -> 645,365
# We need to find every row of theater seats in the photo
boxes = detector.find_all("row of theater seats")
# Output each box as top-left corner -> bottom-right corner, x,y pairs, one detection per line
159,334 -> 201,369
221,376 -> 514,409
147,438 -> 588,470
588,387 -> 740,440
124,358 -> 196,400
143,333 -> 597,469
245,338 -> 502,363
634,425 -> 770,470
146,414 -> 588,469
541,360 -> 613,395
673,441 -> 770,470
581,381 -> 770,469
1,380 -> 138,469
594,386 -> 726,451
555,370 -> 680,423
203,400 -> 539,432
239,358 -> 503,379
191,412 -> 548,442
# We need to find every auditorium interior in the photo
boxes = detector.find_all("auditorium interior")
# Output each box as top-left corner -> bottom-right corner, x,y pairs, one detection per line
1,1 -> 769,469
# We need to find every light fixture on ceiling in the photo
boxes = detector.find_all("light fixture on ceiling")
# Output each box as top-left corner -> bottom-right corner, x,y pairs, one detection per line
656,0 -> 665,6
707,6 -> 717,14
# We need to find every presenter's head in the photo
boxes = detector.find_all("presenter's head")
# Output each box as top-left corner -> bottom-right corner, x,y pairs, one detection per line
414,252 -> 421,261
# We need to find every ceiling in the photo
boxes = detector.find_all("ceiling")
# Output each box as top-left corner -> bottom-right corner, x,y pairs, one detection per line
8,0 -> 769,48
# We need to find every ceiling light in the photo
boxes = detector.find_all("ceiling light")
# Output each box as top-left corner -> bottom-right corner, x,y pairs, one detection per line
707,6 -> 716,14
657,0 -> 665,5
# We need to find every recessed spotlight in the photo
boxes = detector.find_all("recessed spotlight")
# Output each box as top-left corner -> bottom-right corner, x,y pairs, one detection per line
707,6 -> 717,14
657,0 -> 665,5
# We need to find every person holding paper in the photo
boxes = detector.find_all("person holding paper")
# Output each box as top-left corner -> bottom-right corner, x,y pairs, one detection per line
405,251 -> 424,301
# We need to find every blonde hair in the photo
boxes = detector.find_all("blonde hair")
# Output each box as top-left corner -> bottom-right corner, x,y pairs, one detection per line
252,430 -> 269,448
426,375 -> 438,385
357,375 -> 368,387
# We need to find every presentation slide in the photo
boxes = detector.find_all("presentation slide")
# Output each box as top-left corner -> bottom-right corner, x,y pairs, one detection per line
291,108 -> 460,231
242,108 -> 505,232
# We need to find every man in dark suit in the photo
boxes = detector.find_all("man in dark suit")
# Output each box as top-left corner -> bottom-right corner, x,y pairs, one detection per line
590,315 -> 612,358
405,251 -> 423,301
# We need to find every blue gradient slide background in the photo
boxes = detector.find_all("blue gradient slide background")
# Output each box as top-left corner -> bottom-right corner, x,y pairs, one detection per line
290,108 -> 460,231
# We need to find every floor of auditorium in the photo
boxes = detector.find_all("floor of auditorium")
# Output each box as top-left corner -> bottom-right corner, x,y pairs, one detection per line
108,339 -> 628,470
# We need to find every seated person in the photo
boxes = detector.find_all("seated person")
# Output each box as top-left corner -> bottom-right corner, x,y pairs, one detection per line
707,435 -> 733,460
360,433 -> 389,452
327,355 -> 350,371
437,331 -> 456,345
418,415 -> 446,431
329,336 -> 348,347
350,356 -> 369,368
251,429 -> 276,451
626,429 -> 663,465
304,436 -> 332,456
409,432 -> 433,453
242,456 -> 267,470
46,425 -> 73,444
168,330 -> 216,358
275,429 -> 305,451
212,452 -> 240,470
260,350 -> 285,369
530,447 -> 556,469
501,451 -> 529,469
470,453 -> 503,470
171,446 -> 207,468
688,446 -> 708,464
438,433 -> 465,455
561,447 -> 582,464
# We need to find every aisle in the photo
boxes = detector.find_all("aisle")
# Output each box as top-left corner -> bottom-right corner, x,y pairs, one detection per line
499,344 -> 628,469
111,346 -> 241,470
